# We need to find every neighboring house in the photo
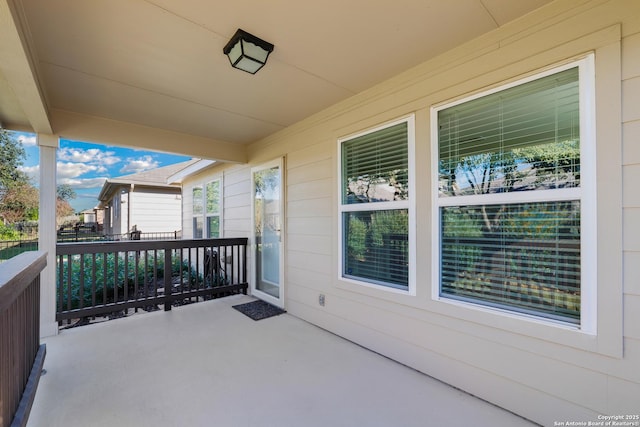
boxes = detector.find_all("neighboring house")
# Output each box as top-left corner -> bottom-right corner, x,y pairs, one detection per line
79,209 -> 96,224
98,159 -> 198,237
174,2 -> 639,422
79,208 -> 105,231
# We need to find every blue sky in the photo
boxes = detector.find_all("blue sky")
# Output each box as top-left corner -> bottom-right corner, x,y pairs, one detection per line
11,131 -> 191,213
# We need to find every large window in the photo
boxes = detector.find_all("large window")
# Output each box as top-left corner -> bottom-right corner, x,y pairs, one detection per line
192,179 -> 222,239
339,116 -> 414,292
432,58 -> 595,327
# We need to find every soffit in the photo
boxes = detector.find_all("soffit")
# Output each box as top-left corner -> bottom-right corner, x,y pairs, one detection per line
1,0 -> 552,155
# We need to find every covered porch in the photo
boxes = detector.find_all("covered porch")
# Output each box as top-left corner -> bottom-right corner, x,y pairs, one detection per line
28,294 -> 533,427
4,1 -> 639,425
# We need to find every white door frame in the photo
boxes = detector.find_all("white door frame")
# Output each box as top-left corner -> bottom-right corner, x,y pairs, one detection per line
250,158 -> 285,308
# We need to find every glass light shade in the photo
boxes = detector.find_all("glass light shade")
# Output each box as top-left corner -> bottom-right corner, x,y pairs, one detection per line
223,29 -> 274,74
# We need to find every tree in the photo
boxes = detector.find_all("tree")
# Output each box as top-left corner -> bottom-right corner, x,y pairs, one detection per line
56,184 -> 77,225
0,129 -> 33,224
441,140 -> 580,237
56,198 -> 75,225
0,182 -> 39,223
57,184 -> 77,201
440,140 -> 581,286
0,130 -> 80,228
0,129 -> 29,196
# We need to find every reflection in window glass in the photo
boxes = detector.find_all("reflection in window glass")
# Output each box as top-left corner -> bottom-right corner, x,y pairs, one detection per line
339,117 -> 413,291
434,63 -> 587,325
342,122 -> 409,204
438,68 -> 580,197
193,186 -> 203,215
441,202 -> 581,323
206,181 -> 219,214
193,216 -> 203,238
207,216 -> 220,238
343,209 -> 408,289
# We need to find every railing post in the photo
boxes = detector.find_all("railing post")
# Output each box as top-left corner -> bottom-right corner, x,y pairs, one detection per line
38,134 -> 59,338
243,242 -> 247,294
164,247 -> 172,311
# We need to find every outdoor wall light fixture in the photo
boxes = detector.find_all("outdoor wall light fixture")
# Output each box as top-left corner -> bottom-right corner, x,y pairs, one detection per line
223,29 -> 274,74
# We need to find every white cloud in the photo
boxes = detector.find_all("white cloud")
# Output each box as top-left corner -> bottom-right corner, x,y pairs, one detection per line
58,147 -> 121,167
120,155 -> 159,174
17,134 -> 37,147
56,162 -> 101,179
19,165 -> 39,181
58,177 -> 108,189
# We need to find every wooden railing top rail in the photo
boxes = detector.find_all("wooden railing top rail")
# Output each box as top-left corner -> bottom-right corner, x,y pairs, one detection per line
0,251 -> 47,313
56,238 -> 249,255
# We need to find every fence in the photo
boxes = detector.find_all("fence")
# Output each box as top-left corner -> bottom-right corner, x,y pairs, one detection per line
0,251 -> 47,427
0,240 -> 38,262
1,231 -> 182,262
56,238 -> 248,325
102,231 -> 182,241
57,228 -> 181,243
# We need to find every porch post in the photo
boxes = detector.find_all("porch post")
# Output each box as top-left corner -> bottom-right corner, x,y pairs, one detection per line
38,133 -> 59,337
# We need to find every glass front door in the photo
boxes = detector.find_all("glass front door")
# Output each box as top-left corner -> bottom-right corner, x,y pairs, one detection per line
252,160 -> 283,306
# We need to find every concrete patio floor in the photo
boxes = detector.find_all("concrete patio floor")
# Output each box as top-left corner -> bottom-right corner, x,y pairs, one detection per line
28,295 -> 536,427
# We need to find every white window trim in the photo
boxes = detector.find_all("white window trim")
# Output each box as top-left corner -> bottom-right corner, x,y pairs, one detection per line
191,176 -> 224,239
430,55 -> 597,333
337,115 -> 416,295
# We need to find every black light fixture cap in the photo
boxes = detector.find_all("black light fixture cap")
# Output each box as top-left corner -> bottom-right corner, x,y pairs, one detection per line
223,28 -> 274,55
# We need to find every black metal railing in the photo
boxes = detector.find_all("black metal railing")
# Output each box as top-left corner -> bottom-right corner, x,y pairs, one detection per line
56,238 -> 248,326
0,251 -> 47,427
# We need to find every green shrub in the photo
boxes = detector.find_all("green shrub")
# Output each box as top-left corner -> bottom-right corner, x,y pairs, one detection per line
0,223 -> 21,240
57,250 -> 204,311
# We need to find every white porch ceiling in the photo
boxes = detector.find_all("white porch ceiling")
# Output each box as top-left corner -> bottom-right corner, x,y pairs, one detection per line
0,0 -> 552,162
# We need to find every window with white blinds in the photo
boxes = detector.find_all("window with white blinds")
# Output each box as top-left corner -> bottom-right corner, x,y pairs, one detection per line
339,117 -> 414,291
433,60 -> 593,325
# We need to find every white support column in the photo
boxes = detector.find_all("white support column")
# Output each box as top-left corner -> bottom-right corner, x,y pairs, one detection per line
38,133 -> 59,338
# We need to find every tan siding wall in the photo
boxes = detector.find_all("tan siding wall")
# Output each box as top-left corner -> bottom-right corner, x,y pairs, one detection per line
622,23 -> 640,384
181,180 -> 195,238
183,0 -> 640,423
181,164 -> 251,240
222,165 -> 251,238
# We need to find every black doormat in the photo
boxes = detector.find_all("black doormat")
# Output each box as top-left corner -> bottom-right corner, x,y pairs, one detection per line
232,300 -> 286,321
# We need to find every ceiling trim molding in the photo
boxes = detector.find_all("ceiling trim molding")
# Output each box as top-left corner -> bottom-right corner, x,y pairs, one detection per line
50,109 -> 247,164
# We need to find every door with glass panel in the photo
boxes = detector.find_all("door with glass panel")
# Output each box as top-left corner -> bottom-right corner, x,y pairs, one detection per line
251,159 -> 283,307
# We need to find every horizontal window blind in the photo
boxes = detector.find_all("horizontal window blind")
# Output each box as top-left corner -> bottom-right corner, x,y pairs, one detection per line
342,122 -> 409,204
440,201 -> 581,323
343,210 -> 409,289
340,117 -> 412,290
439,67 -> 580,197
435,63 -> 586,325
